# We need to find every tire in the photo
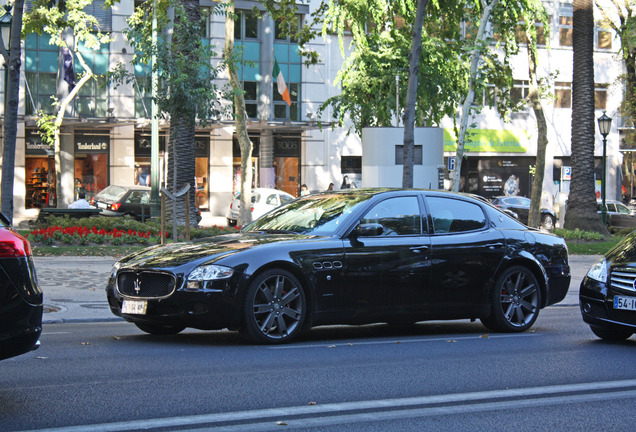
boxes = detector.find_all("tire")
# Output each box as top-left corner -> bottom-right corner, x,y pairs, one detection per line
241,269 -> 306,344
481,266 -> 541,332
134,322 -> 185,335
227,218 -> 236,227
541,214 -> 555,230
589,324 -> 633,341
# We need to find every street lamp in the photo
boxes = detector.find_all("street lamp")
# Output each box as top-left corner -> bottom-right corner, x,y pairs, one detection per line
0,5 -> 12,108
598,111 -> 612,225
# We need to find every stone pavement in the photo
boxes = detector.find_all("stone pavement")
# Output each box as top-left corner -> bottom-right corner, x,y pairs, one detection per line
36,253 -> 601,325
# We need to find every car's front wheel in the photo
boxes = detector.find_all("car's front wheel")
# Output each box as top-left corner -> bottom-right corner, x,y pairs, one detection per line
134,322 -> 185,335
589,324 -> 633,341
481,266 -> 541,332
241,269 -> 306,344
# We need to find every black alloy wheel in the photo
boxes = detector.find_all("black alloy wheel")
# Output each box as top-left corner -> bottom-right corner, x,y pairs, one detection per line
134,322 -> 186,335
481,266 -> 541,332
589,324 -> 634,341
541,214 -> 555,230
242,269 -> 306,344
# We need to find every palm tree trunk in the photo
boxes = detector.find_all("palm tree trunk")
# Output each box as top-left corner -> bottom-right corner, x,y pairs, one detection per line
564,0 -> 608,233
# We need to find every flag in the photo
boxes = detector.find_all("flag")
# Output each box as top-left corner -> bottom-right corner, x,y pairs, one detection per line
273,59 -> 292,106
62,47 -> 75,91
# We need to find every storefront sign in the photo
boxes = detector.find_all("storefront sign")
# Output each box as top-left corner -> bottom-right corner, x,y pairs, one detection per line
75,135 -> 110,154
444,129 -> 528,153
195,138 -> 209,157
275,138 -> 300,157
25,139 -> 54,156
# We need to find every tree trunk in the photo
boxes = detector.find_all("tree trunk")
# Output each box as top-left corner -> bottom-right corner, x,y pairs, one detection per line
527,34 -> 548,229
224,1 -> 252,227
451,0 -> 499,192
0,0 -> 24,223
401,0 -> 428,188
564,0 -> 608,234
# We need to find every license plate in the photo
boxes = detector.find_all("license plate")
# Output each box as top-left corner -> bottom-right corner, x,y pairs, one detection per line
613,295 -> 636,311
97,202 -> 107,209
122,300 -> 147,315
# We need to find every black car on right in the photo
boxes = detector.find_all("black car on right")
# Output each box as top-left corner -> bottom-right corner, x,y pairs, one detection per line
490,196 -> 557,230
580,231 -> 636,341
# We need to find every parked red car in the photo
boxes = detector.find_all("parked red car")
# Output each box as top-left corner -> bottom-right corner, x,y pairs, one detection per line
0,214 -> 42,360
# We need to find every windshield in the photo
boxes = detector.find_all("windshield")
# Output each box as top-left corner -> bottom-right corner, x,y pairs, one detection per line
244,191 -> 376,235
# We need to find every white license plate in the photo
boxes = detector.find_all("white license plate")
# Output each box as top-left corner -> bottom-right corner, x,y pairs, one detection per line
97,202 -> 107,209
122,300 -> 147,315
613,295 -> 636,311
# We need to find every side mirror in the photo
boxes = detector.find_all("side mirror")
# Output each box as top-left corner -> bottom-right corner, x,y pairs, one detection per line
353,223 -> 384,237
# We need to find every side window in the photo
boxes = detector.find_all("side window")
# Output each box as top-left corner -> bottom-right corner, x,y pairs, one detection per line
280,194 -> 294,204
126,191 -> 142,204
427,197 -> 486,233
140,192 -> 150,205
266,194 -> 279,206
359,197 -> 421,236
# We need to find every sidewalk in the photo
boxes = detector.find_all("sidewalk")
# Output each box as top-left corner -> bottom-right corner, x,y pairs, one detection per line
36,252 -> 600,325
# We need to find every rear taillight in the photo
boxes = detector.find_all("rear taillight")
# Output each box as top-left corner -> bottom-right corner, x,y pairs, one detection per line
111,203 -> 121,211
0,228 -> 32,258
90,197 -> 95,205
251,207 -> 254,212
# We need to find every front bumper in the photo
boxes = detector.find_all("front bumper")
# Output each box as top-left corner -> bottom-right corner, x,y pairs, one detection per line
579,276 -> 636,330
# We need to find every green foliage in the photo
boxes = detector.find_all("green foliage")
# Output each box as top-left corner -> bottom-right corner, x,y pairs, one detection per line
554,228 -> 606,241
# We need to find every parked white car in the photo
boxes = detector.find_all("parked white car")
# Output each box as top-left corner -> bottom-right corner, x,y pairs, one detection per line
226,188 -> 295,226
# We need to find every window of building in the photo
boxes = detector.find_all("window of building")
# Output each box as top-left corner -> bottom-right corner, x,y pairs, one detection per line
395,145 -> 423,165
558,4 -> 573,47
511,80 -> 530,109
200,6 -> 211,39
596,20 -> 612,50
595,83 -> 609,110
514,21 -> 547,45
24,34 -> 58,115
554,81 -> 572,108
74,39 -> 109,117
273,16 -> 302,121
235,10 -> 259,40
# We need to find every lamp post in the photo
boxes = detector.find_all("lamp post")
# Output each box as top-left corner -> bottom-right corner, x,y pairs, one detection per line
1,5 -> 11,116
597,111 -> 612,225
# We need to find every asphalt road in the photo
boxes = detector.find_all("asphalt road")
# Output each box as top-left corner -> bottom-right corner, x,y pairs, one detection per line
1,306 -> 635,432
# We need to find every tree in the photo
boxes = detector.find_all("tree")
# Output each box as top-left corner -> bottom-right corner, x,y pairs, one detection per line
23,0 -> 111,209
111,0 -> 221,227
222,2 -> 253,227
564,0 -> 608,233
0,0 -> 25,223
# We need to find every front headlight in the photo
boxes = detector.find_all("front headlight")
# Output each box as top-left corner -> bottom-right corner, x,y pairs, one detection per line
586,257 -> 608,283
188,265 -> 234,281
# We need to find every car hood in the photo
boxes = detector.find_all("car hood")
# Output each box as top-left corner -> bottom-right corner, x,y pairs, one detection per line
116,232 -> 315,269
605,230 -> 636,266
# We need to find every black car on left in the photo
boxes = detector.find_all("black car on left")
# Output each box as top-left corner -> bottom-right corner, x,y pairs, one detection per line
0,214 -> 42,360
106,188 -> 570,344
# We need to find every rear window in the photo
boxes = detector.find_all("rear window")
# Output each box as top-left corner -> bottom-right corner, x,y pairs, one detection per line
427,197 -> 487,233
95,186 -> 128,202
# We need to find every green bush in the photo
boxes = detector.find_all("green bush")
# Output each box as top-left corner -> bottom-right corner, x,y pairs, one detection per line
554,228 -> 607,241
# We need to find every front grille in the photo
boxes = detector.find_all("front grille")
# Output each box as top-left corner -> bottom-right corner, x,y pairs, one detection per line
117,271 -> 176,298
610,268 -> 636,293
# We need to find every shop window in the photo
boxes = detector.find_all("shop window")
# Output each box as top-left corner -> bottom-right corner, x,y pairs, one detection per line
554,81 -> 572,109
25,158 -> 56,209
395,145 -> 423,165
558,5 -> 573,47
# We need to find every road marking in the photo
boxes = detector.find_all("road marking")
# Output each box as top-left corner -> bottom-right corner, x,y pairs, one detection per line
267,332 -> 540,349
20,379 -> 636,432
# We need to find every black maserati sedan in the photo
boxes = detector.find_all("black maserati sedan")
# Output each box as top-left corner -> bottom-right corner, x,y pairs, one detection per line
0,214 -> 43,360
106,189 -> 571,344
580,231 -> 636,341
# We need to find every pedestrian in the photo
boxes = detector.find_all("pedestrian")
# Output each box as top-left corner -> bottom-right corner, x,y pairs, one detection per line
341,175 -> 350,189
327,183 -> 334,191
300,184 -> 310,196
68,192 -> 92,209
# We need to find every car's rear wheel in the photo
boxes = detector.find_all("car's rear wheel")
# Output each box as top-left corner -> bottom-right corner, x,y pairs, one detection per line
134,322 -> 185,335
589,324 -> 633,341
227,218 -> 236,227
541,214 -> 555,230
481,266 -> 541,332
241,269 -> 306,344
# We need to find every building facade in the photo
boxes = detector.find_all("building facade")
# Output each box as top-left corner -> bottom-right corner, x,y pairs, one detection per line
0,0 -> 628,225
